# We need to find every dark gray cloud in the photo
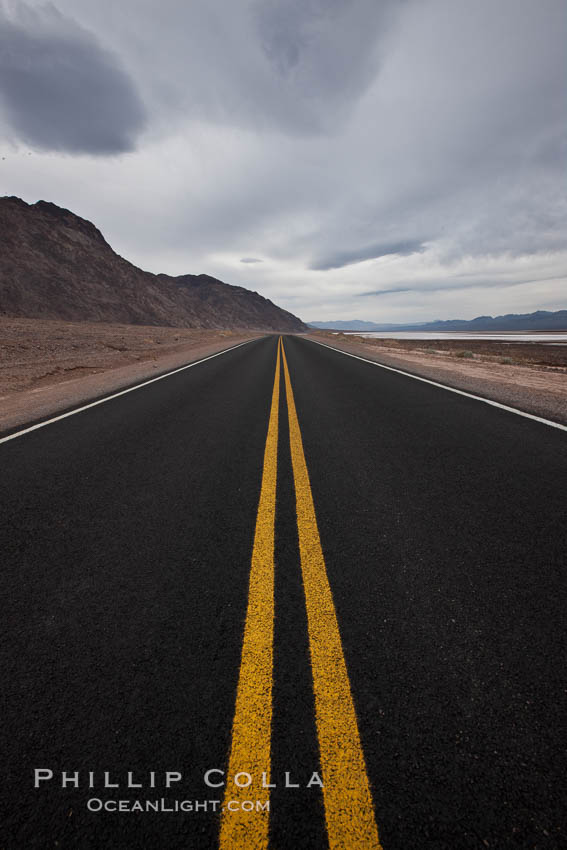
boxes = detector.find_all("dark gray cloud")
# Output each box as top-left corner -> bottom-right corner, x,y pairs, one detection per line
360,274 -> 563,297
240,257 -> 263,264
0,3 -> 146,154
1,0 -> 565,322
311,240 -> 426,271
360,287 -> 413,296
65,0 -> 403,137
254,0 -> 400,131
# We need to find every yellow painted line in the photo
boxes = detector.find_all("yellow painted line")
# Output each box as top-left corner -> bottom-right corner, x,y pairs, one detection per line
219,337 -> 281,849
281,340 -> 382,850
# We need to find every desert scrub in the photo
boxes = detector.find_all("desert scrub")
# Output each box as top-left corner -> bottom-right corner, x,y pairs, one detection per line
499,357 -> 513,365
455,350 -> 474,358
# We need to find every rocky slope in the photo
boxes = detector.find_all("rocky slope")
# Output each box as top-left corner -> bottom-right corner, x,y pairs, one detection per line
0,197 -> 306,331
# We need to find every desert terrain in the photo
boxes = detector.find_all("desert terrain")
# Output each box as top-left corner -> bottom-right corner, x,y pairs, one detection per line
0,317 -> 259,433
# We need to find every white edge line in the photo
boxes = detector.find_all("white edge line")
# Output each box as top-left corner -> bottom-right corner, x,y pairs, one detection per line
0,338 -> 261,446
307,337 -> 567,433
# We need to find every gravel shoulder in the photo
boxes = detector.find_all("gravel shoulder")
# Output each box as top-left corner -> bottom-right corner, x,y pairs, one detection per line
0,317 -> 260,434
306,332 -> 567,426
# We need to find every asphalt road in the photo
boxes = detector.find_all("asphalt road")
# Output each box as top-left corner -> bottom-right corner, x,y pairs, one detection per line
1,334 -> 566,849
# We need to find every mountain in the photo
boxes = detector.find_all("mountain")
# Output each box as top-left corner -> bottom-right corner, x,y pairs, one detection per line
408,311 -> 567,331
0,197 -> 306,331
309,311 -> 567,332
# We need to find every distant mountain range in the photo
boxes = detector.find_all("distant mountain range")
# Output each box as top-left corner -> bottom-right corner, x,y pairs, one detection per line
309,311 -> 567,332
0,197 -> 306,331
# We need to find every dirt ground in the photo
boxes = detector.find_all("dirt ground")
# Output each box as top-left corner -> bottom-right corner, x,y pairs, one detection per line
0,317 -> 260,434
307,331 -> 567,426
0,317 -> 262,395
331,333 -> 567,368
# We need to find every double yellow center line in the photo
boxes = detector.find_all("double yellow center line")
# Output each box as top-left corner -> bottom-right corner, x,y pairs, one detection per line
220,338 -> 382,849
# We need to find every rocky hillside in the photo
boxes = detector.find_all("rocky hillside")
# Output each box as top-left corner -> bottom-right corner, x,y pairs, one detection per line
0,197 -> 306,331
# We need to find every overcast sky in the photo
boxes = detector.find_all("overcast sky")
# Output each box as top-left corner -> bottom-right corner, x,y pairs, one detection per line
1,0 -> 565,322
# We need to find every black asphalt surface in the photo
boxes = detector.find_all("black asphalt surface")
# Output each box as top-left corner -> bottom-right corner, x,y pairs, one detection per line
1,334 -> 566,849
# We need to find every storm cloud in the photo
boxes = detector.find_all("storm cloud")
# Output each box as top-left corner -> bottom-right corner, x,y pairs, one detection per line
1,0 -> 565,323
311,240 -> 427,271
0,2 -> 146,153
253,0 -> 400,131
